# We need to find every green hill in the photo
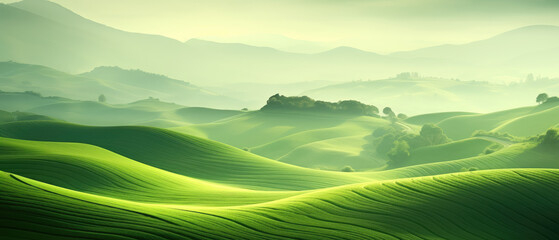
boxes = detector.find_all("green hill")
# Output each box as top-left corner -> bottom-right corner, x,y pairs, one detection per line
405,111 -> 476,125
174,111 -> 390,148
28,101 -> 162,126
388,137 -> 494,169
0,137 -> 297,206
250,116 -> 388,158
0,109 -> 55,123
0,91 -> 244,127
0,90 -> 74,111
0,61 -> 243,108
492,104 -> 559,137
438,102 -> 559,140
0,121 -> 369,190
2,169 -> 558,239
276,134 -> 385,171
362,141 -> 559,181
80,66 -> 243,108
173,111 -> 395,170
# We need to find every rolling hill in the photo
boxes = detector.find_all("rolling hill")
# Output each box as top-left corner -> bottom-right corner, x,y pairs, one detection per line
0,61 -> 243,108
0,121 -> 370,190
0,137 -> 298,206
0,90 -> 244,127
438,101 -> 559,140
172,110 -> 397,170
2,168 -> 558,239
362,141 -> 559,181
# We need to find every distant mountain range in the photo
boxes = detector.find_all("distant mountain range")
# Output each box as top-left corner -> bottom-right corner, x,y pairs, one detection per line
2,0 -> 559,85
0,61 -> 243,108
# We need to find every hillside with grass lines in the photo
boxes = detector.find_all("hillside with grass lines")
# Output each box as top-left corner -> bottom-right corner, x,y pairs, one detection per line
173,111 -> 391,149
2,169 -> 559,239
0,137 -> 299,206
0,121 -> 370,190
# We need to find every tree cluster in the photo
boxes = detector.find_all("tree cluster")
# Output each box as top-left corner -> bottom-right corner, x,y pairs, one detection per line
261,94 -> 379,116
373,124 -> 450,165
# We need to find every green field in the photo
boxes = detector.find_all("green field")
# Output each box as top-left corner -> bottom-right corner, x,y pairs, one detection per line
2,1 -> 559,238
1,96 -> 559,238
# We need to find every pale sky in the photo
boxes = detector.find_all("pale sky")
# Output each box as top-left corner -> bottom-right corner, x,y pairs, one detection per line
3,0 -> 559,53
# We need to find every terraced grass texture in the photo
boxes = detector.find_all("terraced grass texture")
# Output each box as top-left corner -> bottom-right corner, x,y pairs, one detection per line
0,121 -> 370,190
2,169 -> 559,239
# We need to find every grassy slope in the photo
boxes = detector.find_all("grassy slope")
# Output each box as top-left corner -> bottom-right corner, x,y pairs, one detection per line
2,169 -> 558,239
0,92 -> 244,127
172,111 -> 359,147
362,142 -> 559,180
174,111 -> 392,170
0,62 -> 143,104
0,91 -> 74,112
28,101 -> 162,126
493,104 -> 559,137
438,102 -> 559,140
387,137 -> 494,169
0,137 -> 299,206
0,121 -> 370,190
250,116 -> 388,158
276,134 -> 384,171
0,110 -> 55,123
405,111 -> 476,125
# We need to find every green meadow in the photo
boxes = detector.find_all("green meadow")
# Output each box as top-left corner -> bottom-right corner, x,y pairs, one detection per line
2,0 -> 559,239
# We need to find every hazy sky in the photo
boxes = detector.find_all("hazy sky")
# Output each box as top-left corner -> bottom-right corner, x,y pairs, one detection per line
3,0 -> 559,53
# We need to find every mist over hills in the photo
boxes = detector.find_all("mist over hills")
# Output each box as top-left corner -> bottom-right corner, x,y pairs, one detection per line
2,0 -> 559,86
0,61 -> 244,108
303,74 -> 559,114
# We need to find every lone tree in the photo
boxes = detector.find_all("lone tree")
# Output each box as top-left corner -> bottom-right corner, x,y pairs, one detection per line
383,107 -> 396,121
98,94 -> 106,103
536,93 -> 548,104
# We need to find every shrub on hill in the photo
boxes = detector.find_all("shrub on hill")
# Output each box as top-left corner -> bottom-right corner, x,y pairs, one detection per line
340,166 -> 355,172
537,93 -> 559,105
261,94 -> 379,116
483,143 -> 504,155
544,96 -> 559,104
539,129 -> 559,147
460,167 -> 479,172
